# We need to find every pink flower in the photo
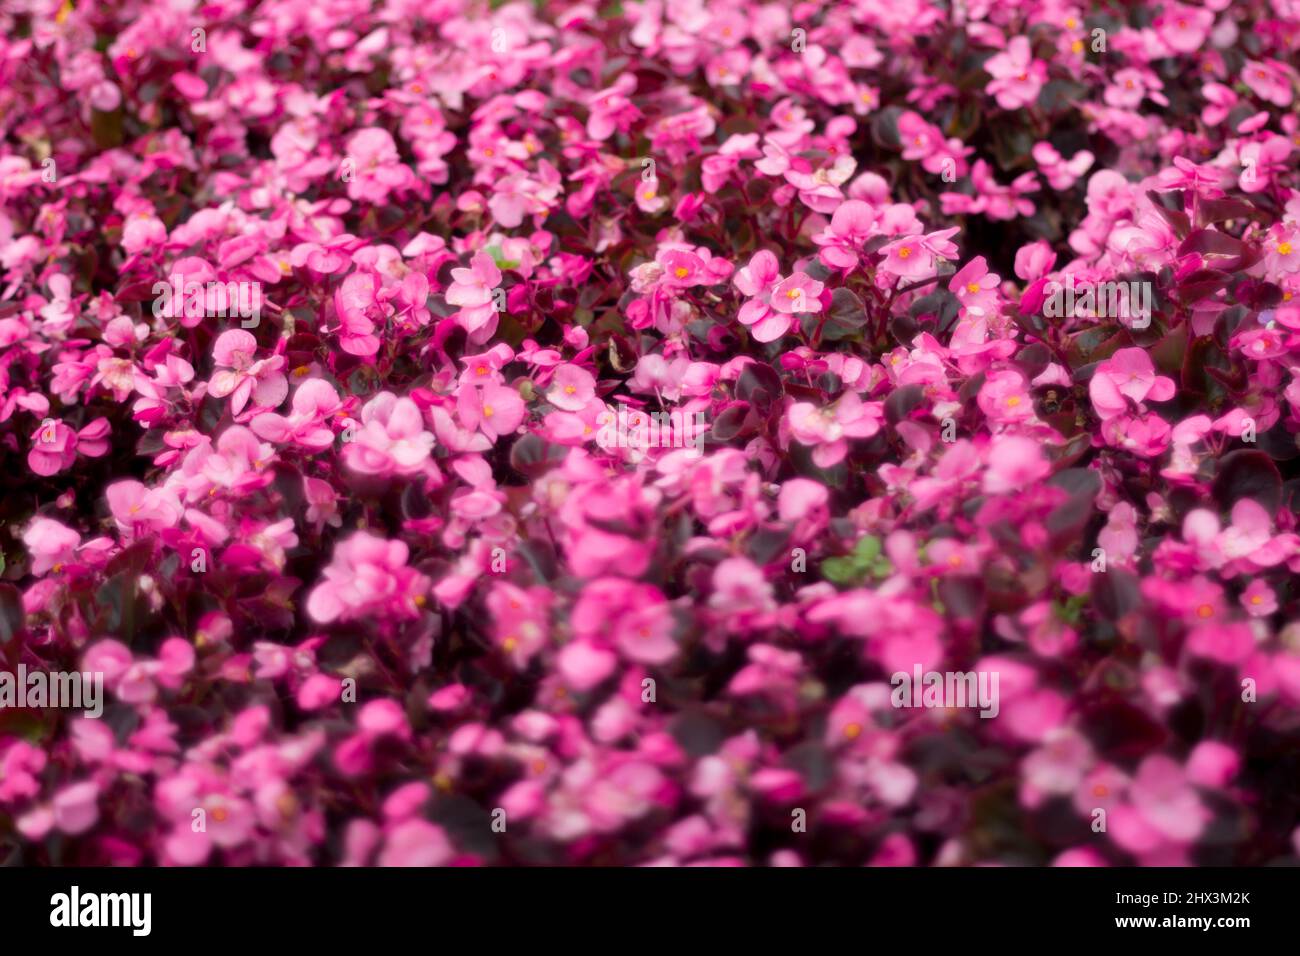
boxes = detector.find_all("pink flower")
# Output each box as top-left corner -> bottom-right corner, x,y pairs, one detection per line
558,638 -> 619,691
1238,134 -> 1292,193
1240,580 -> 1278,617
733,251 -> 823,342
547,364 -> 596,412
1155,4 -> 1214,54
333,272 -> 384,358
342,392 -> 435,477
207,330 -> 288,415
879,236 -> 936,280
344,127 -> 414,203
446,252 -> 503,341
456,380 -> 526,440
984,37 -> 1047,110
1121,754 -> 1211,847
306,532 -> 430,624
23,517 -> 81,574
709,558 -> 776,633
1186,741 -> 1239,789
1242,59 -> 1293,107
251,378 -> 342,450
1032,142 -> 1094,191
573,578 -> 676,665
1200,82 -> 1238,126
1089,348 -> 1176,421
983,435 -> 1051,494
105,480 -> 183,541
28,418 -> 78,476
787,393 -> 884,467
52,781 -> 100,835
378,820 -> 453,867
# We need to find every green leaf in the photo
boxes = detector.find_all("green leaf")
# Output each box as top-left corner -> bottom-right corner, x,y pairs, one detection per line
821,557 -> 861,585
484,245 -> 520,270
853,535 -> 882,564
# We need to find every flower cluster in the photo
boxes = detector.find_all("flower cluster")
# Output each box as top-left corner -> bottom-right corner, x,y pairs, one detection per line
1,0 -> 1299,867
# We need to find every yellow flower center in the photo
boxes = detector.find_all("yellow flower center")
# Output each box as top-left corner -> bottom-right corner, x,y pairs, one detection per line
483,405 -> 495,417
843,723 -> 862,740
674,267 -> 689,278
898,247 -> 912,258
1196,604 -> 1213,618
966,282 -> 980,294
1278,242 -> 1293,255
